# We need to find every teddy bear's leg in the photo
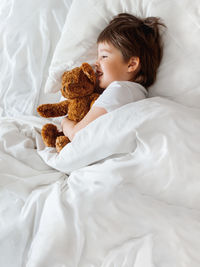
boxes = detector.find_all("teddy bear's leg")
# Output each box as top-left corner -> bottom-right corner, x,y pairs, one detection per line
56,136 -> 70,152
41,123 -> 61,147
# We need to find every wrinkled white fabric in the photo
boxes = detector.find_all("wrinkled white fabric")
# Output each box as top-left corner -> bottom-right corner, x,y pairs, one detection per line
0,0 -> 73,117
93,81 -> 147,112
1,97 -> 200,267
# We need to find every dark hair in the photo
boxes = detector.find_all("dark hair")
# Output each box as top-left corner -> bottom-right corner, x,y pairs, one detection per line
97,13 -> 166,88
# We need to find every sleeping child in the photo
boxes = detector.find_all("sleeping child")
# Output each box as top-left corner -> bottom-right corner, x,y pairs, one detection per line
61,13 -> 165,140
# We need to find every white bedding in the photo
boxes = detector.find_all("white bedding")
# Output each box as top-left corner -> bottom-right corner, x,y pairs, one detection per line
1,0 -> 200,266
1,97 -> 200,266
0,0 -> 73,117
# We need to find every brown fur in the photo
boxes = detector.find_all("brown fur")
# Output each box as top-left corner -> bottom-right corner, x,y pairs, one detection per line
37,63 -> 100,152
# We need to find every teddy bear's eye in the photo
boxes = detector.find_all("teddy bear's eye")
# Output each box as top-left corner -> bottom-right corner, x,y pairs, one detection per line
63,86 -> 66,91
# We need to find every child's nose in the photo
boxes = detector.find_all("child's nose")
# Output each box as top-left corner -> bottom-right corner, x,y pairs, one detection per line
91,61 -> 99,71
90,63 -> 96,70
94,60 -> 99,70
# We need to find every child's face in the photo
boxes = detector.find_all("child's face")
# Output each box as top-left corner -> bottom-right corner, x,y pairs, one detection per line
95,41 -> 132,89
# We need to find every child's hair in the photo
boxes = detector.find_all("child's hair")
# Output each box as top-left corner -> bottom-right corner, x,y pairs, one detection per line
97,13 -> 166,88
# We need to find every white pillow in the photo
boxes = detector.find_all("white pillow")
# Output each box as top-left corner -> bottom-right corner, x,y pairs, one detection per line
44,0 -> 200,108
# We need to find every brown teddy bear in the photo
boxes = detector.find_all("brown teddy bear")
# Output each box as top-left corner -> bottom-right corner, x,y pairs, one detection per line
37,63 -> 100,152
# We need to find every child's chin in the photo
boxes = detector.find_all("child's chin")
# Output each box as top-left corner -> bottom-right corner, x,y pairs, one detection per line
98,79 -> 107,89
99,83 -> 106,89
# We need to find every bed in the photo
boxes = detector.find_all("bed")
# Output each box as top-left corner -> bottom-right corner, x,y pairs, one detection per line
1,0 -> 200,266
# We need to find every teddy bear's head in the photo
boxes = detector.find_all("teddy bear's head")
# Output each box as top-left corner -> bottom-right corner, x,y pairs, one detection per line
61,63 -> 96,99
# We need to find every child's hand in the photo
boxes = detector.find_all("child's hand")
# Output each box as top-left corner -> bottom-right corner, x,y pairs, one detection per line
61,117 -> 77,141
61,106 -> 107,141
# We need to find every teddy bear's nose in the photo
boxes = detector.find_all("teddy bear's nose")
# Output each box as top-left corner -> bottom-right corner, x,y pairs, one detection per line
63,86 -> 66,91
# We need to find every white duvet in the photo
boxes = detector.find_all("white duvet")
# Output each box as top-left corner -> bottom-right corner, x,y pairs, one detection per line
0,0 -> 73,117
1,97 -> 200,267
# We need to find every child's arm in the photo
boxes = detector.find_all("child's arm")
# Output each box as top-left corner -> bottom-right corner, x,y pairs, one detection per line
61,106 -> 107,141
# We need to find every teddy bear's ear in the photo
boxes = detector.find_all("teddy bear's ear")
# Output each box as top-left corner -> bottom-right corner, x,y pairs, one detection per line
62,71 -> 69,80
81,63 -> 96,85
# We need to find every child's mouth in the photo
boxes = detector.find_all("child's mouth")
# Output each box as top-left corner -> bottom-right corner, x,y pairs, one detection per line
96,70 -> 103,80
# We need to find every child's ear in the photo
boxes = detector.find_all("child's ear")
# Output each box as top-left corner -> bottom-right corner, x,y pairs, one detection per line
127,57 -> 140,73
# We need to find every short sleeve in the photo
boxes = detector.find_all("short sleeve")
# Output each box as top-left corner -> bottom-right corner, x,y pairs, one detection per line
93,81 -> 147,112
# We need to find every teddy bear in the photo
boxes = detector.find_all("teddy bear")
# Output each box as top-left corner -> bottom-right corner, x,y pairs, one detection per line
37,63 -> 101,152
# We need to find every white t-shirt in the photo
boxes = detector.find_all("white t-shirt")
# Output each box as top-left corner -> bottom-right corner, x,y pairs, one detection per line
93,81 -> 147,112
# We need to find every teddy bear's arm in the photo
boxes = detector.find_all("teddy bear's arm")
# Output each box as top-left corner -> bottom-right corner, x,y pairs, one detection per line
37,100 -> 69,118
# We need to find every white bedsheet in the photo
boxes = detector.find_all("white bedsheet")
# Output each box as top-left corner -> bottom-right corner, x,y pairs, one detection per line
0,0 -> 73,117
1,97 -> 200,267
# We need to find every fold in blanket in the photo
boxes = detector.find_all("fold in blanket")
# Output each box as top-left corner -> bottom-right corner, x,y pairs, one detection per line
1,97 -> 200,267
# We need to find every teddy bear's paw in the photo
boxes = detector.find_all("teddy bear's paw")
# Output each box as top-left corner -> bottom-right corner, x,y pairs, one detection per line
37,101 -> 69,118
37,104 -> 52,118
41,123 -> 60,147
56,136 -> 70,152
